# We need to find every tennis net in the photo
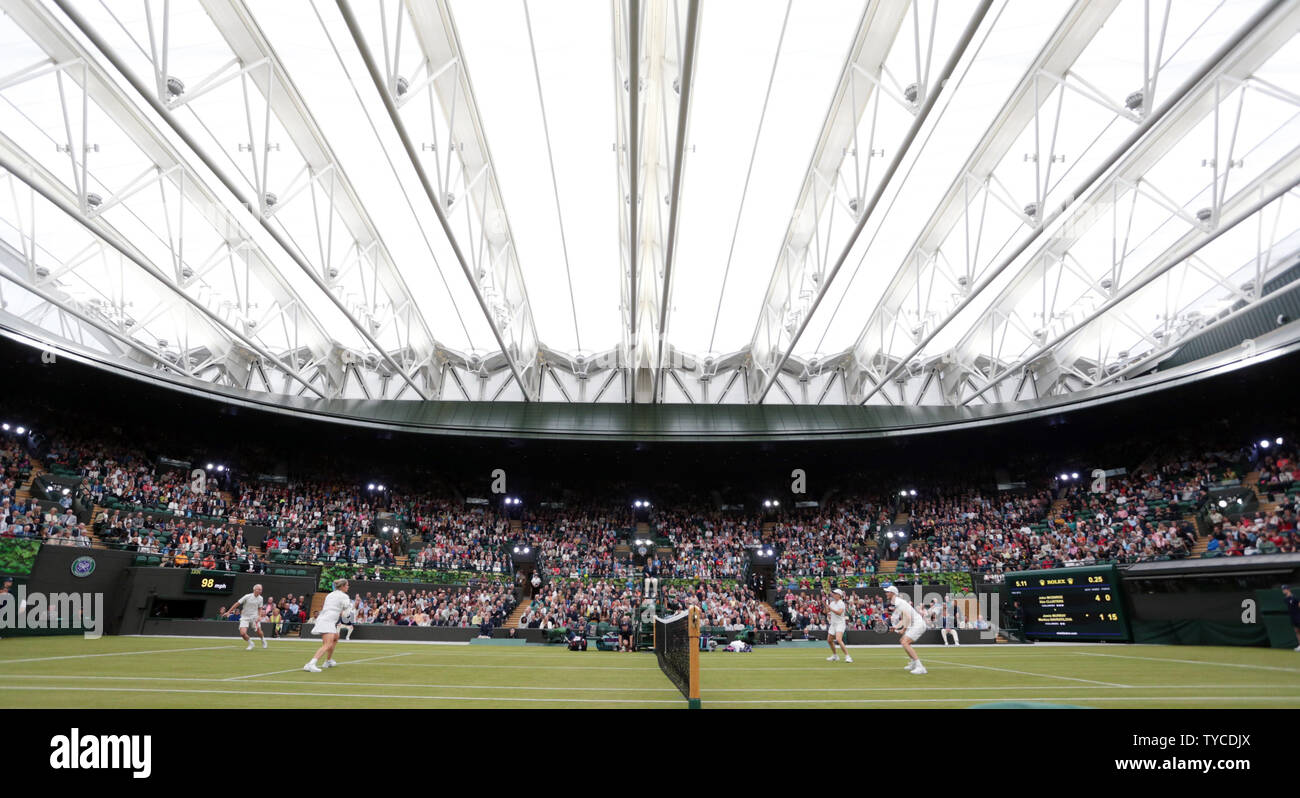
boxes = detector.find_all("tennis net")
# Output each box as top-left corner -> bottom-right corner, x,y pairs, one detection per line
653,605 -> 701,709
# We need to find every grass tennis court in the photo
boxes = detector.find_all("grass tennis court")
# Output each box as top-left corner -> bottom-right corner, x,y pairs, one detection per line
1,636 -> 1297,708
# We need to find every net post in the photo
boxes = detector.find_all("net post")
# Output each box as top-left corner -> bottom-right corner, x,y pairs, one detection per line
688,605 -> 701,708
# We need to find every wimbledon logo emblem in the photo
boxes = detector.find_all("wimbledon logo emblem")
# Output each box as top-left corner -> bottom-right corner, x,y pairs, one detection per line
70,556 -> 96,578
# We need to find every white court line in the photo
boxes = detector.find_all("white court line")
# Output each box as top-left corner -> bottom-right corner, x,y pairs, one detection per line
925,658 -> 1130,687
3,674 -> 1293,692
368,661 -> 927,672
705,695 -> 1300,705
123,634 -> 470,646
223,652 -> 413,680
0,685 -> 683,704
1077,652 -> 1300,674
1,684 -> 1297,705
1,674 -> 678,691
0,645 -> 233,664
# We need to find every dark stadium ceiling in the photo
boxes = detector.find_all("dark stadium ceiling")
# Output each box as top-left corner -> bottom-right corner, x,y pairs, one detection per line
1,0 -> 1299,413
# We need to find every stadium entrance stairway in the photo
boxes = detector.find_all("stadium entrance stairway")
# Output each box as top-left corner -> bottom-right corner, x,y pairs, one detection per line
1050,496 -> 1070,517
310,592 -> 327,619
758,601 -> 787,631
16,462 -> 43,504
506,600 -> 532,629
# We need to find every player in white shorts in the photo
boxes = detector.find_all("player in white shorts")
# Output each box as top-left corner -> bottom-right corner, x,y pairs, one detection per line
304,578 -> 353,673
824,588 -> 853,663
885,585 -> 927,674
231,584 -> 267,650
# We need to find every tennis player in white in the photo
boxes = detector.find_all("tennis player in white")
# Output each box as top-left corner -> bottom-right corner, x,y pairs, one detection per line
304,578 -> 353,673
824,588 -> 852,663
885,585 -> 927,674
231,584 -> 267,650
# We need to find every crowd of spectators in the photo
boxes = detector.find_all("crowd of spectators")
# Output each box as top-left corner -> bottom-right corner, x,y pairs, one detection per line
349,585 -> 516,630
7,413 -> 1299,600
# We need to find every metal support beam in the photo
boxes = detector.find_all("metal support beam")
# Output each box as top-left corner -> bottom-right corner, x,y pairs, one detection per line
52,0 -> 433,400
844,0 -> 1118,402
336,0 -> 541,401
857,0 -> 1295,405
749,0 -> 993,404
650,0 -> 700,403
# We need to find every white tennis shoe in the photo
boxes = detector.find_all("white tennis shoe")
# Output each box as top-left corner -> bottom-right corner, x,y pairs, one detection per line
303,663 -> 322,673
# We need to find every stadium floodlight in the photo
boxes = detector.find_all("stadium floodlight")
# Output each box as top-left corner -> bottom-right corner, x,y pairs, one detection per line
1059,473 -> 1070,481
1,423 -> 8,430
216,465 -> 225,472
15,427 -> 25,435
1218,500 -> 1228,508
1277,438 -> 1285,445
1071,472 -> 1079,479
899,490 -> 907,496
1260,440 -> 1270,448
523,547 -> 530,554
909,490 -> 917,496
367,483 -> 375,490
207,463 -> 215,470
512,546 -> 520,554
773,500 -> 780,507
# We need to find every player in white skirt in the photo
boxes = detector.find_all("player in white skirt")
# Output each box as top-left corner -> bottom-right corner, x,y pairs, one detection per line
303,579 -> 353,673
885,585 -> 927,674
231,584 -> 267,650
824,588 -> 853,663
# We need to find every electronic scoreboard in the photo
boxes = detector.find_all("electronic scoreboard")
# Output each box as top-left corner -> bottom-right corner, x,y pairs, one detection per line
183,569 -> 236,595
1004,564 -> 1131,641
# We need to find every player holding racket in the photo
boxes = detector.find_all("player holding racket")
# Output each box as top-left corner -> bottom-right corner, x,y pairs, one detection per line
824,588 -> 852,663
884,585 -> 928,674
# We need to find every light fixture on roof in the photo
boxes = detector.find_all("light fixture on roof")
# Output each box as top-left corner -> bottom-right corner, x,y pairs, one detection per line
1259,440 -> 1270,449
903,83 -> 919,105
1023,202 -> 1039,220
909,490 -> 917,496
15,426 -> 26,435
1196,207 -> 1212,223
85,192 -> 103,209
1277,437 -> 1284,445
396,76 -> 410,96
1124,90 -> 1144,112
166,77 -> 185,98
263,192 -> 278,209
